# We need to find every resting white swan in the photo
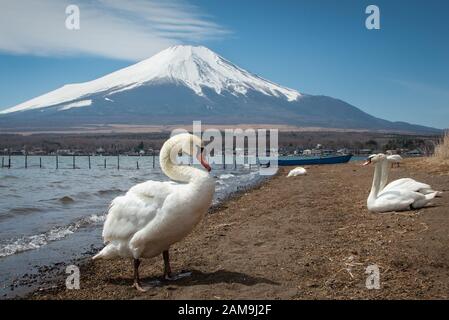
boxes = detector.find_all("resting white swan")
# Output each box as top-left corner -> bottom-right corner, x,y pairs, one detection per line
287,167 -> 307,177
93,133 -> 215,291
364,154 -> 439,213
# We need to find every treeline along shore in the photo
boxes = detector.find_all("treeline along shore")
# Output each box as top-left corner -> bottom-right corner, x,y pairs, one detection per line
0,130 -> 441,157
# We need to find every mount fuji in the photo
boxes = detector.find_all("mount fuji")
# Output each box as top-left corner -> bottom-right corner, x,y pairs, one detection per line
0,45 -> 438,133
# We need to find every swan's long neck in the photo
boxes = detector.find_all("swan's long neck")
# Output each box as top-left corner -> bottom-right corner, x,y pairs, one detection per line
159,137 -> 209,183
368,161 -> 383,204
379,159 -> 390,191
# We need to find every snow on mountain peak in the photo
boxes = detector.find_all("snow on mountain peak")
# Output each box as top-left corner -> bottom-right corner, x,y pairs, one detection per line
1,45 -> 301,114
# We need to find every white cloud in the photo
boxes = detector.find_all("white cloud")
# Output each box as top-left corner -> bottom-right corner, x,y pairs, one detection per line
0,0 -> 229,61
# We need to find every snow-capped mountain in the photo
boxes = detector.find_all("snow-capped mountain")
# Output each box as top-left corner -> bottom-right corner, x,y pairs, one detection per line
1,46 -> 300,114
0,45 -> 438,133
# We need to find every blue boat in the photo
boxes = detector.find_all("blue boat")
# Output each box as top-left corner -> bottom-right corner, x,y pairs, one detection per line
277,154 -> 352,166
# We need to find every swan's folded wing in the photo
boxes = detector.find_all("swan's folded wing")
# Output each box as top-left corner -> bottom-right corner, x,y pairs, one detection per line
102,180 -> 178,242
382,178 -> 431,193
127,180 -> 178,198
375,190 -> 424,211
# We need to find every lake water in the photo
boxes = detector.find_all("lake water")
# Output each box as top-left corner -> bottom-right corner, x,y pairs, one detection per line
0,155 -> 265,298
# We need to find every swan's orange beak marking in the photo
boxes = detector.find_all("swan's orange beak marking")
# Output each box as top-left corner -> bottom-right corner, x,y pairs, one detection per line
197,147 -> 211,172
362,160 -> 371,166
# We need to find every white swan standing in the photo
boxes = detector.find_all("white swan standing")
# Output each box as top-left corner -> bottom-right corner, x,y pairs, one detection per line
364,154 -> 439,213
287,166 -> 307,177
93,133 -> 215,291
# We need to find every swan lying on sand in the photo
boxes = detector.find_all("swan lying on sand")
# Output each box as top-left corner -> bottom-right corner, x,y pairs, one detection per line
287,167 -> 307,177
364,154 -> 440,213
93,133 -> 215,291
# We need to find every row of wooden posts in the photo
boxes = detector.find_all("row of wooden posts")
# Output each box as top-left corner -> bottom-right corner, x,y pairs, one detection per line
0,155 -> 157,170
0,154 -> 251,170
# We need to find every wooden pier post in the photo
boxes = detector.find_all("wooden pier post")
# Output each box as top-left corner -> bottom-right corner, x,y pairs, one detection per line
25,153 -> 28,169
137,160 -> 139,170
73,155 -> 75,169
88,155 -> 91,169
117,155 -> 120,170
56,155 -> 59,169
8,154 -> 11,169
152,153 -> 155,168
104,158 -> 107,169
40,157 -> 42,168
1,157 -> 4,168
222,145 -> 226,169
256,143 -> 259,167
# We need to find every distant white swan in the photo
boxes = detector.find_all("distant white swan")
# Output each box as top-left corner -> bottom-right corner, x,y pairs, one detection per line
364,154 -> 439,213
93,133 -> 215,291
287,167 -> 307,177
387,154 -> 403,168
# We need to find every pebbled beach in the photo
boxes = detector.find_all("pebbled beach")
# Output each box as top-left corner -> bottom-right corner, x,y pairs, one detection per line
29,159 -> 449,300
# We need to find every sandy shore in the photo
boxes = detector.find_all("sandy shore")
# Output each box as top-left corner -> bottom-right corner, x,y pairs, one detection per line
28,159 -> 449,299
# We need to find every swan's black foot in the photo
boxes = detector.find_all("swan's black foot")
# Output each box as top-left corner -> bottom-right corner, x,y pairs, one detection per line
132,258 -> 162,292
162,250 -> 191,281
164,271 -> 192,281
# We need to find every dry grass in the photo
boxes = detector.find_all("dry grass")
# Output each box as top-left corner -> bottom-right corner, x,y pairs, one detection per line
412,132 -> 449,174
433,131 -> 449,162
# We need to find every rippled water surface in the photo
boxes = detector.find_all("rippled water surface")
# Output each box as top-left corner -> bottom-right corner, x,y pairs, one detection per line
0,155 -> 265,298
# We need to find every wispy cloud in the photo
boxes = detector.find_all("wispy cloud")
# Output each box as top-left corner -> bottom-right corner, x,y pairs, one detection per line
0,0 -> 229,61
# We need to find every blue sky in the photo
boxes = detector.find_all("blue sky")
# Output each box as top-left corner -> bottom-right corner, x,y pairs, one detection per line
0,0 -> 448,128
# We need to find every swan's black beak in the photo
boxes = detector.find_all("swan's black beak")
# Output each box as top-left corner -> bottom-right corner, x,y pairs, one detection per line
197,147 -> 211,172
